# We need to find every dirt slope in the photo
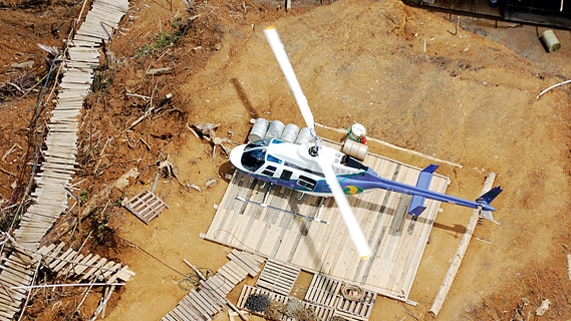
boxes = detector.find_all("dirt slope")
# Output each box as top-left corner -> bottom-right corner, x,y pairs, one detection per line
0,0 -> 570,320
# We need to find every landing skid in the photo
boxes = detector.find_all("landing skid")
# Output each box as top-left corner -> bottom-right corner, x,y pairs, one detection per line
235,196 -> 330,224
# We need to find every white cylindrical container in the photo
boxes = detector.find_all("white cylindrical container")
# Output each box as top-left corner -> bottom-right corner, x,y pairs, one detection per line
264,120 -> 285,139
348,123 -> 367,142
541,30 -> 561,53
248,118 -> 270,142
342,139 -> 368,161
280,123 -> 300,143
295,127 -> 313,145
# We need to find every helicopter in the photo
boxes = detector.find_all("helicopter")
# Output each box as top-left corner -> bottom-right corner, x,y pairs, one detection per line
229,26 -> 503,259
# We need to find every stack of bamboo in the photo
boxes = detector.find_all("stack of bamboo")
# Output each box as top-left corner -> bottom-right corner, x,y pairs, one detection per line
0,0 -> 129,319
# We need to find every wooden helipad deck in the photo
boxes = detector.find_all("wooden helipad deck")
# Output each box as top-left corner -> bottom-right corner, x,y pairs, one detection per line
204,141 -> 449,301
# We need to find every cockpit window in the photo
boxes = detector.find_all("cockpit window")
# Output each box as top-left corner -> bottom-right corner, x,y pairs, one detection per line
242,147 -> 266,172
241,138 -> 273,172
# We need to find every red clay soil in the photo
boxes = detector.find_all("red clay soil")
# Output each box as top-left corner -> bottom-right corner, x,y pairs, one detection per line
0,0 -> 570,320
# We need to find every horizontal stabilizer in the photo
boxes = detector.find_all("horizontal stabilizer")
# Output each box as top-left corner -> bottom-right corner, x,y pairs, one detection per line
408,205 -> 426,217
480,210 -> 494,221
407,164 -> 439,217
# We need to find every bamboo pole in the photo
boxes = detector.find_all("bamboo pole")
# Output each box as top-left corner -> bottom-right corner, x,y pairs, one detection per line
429,172 -> 497,317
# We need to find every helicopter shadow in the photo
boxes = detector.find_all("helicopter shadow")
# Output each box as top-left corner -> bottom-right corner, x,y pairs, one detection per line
218,161 -> 236,183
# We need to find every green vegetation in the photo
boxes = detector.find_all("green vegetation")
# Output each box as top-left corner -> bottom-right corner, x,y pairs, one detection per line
92,71 -> 112,92
79,189 -> 88,205
135,19 -> 190,58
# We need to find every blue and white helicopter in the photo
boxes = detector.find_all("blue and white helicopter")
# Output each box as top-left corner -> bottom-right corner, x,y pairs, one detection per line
230,26 -> 503,258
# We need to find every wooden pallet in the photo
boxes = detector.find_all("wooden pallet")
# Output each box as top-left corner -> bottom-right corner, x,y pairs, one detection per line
123,190 -> 168,224
335,285 -> 377,320
255,259 -> 300,296
304,273 -> 342,307
236,284 -> 289,312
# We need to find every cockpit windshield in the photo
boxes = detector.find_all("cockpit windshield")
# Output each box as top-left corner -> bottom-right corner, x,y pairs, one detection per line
241,138 -> 272,172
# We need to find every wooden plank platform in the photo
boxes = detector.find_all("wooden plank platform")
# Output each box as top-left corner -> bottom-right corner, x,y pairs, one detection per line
36,243 -> 135,283
162,250 -> 264,320
122,190 -> 168,224
205,139 -> 450,301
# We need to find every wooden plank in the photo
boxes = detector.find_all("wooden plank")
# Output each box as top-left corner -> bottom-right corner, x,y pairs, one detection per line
181,293 -> 211,320
161,313 -> 178,321
186,290 -> 217,316
97,261 -> 119,280
205,274 -> 231,296
194,289 -> 223,313
80,258 -> 108,281
227,251 -> 260,277
199,279 -> 227,303
332,310 -> 368,321
123,190 -> 168,224
217,266 -> 241,286
197,285 -> 225,309
73,254 -> 98,275
175,300 -> 203,321
50,248 -> 76,271
108,266 -> 135,283
170,305 -> 193,321
61,253 -> 84,276
225,260 -> 250,281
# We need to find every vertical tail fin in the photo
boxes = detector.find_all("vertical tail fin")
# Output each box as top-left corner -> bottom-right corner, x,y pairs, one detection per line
476,186 -> 503,205
407,164 -> 439,217
476,186 -> 503,221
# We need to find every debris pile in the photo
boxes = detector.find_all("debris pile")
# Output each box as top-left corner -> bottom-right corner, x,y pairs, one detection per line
244,294 -> 270,313
264,300 -> 286,320
188,122 -> 236,160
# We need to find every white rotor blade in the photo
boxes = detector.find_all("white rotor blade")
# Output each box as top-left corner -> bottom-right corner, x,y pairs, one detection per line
264,26 -> 315,130
316,155 -> 372,259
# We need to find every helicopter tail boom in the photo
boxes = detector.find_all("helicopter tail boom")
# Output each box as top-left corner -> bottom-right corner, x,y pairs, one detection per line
406,165 -> 503,220
407,164 -> 439,216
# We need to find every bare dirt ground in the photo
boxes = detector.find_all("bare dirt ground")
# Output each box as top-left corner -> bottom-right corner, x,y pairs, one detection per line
0,0 -> 570,320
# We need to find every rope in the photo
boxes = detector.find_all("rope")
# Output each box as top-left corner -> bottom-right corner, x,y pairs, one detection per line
118,236 -> 186,277
177,267 -> 213,291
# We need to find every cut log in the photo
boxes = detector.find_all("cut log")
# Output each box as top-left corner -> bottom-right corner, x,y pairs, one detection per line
429,172 -> 497,317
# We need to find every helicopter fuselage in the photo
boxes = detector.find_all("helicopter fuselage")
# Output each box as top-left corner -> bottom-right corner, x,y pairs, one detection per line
229,138 -> 498,213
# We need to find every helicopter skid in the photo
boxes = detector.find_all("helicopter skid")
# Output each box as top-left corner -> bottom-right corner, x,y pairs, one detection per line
235,196 -> 329,224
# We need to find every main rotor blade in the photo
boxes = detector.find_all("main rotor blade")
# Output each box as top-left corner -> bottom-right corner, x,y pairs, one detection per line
264,26 -> 315,131
316,155 -> 372,259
